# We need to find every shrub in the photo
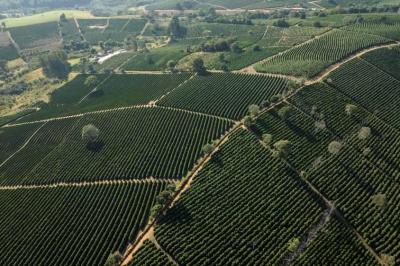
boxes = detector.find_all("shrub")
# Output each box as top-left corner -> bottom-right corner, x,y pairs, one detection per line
248,104 -> 260,117
273,140 -> 292,158
104,251 -> 123,266
328,141 -> 342,155
358,127 -> 371,140
262,134 -> 273,146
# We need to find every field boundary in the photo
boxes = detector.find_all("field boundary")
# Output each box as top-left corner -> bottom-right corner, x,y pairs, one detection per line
0,178 -> 178,191
5,102 -> 234,128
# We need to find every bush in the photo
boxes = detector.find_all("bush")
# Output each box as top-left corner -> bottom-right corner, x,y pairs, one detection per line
358,127 -> 371,140
328,141 -> 342,155
273,140 -> 292,158
248,104 -> 260,117
262,134 -> 273,146
278,106 -> 292,121
202,143 -> 215,155
104,251 -> 123,266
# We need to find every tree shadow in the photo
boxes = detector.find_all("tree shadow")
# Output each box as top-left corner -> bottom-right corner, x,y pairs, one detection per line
86,140 -> 105,153
159,202 -> 193,225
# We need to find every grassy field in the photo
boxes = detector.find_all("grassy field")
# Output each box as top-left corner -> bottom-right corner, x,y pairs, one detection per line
0,10 -> 93,28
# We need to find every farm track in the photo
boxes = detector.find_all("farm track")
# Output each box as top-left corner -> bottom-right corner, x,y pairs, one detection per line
0,178 -> 178,191
139,20 -> 150,36
74,17 -> 85,41
308,41 -> 400,84
0,122 -> 48,168
6,31 -> 21,55
152,74 -> 195,104
3,104 -> 151,127
3,103 -> 233,128
78,73 -> 113,103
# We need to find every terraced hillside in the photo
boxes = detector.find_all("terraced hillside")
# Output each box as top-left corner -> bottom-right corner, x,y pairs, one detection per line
1,11 -> 400,266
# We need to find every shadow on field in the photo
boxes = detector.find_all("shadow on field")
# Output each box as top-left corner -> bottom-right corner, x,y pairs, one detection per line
159,202 -> 193,225
86,140 -> 105,153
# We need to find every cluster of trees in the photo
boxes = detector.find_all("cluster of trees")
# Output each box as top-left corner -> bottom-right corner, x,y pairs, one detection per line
150,184 -> 177,219
169,16 -> 187,39
198,38 -> 240,53
39,50 -> 71,80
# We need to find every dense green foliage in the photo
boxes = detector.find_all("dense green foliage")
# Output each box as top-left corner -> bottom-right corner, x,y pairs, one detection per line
159,73 -> 288,120
0,182 -> 167,265
0,107 -> 232,185
305,138 -> 400,263
361,46 -> 400,79
255,29 -> 391,77
153,129 -> 324,265
327,58 -> 400,129
40,50 -> 71,79
296,218 -> 377,265
128,240 -> 174,266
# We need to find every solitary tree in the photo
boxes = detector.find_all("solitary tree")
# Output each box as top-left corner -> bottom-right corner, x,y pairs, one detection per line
328,141 -> 342,155
60,13 -> 67,23
262,134 -> 273,146
358,127 -> 371,140
371,193 -> 386,209
242,116 -> 252,128
167,60 -> 177,72
278,106 -> 292,121
104,251 -> 123,266
287,237 -> 300,252
168,16 -> 186,38
380,254 -> 395,266
202,143 -> 215,155
82,124 -> 100,146
192,58 -> 207,75
345,104 -> 357,117
273,140 -> 292,158
248,104 -> 260,117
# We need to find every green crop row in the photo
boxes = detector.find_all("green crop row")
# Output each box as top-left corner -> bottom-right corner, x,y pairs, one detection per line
1,107 -> 232,185
327,58 -> 400,129
152,129 -> 324,265
255,29 -> 391,77
0,181 -> 167,265
158,72 -> 288,120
